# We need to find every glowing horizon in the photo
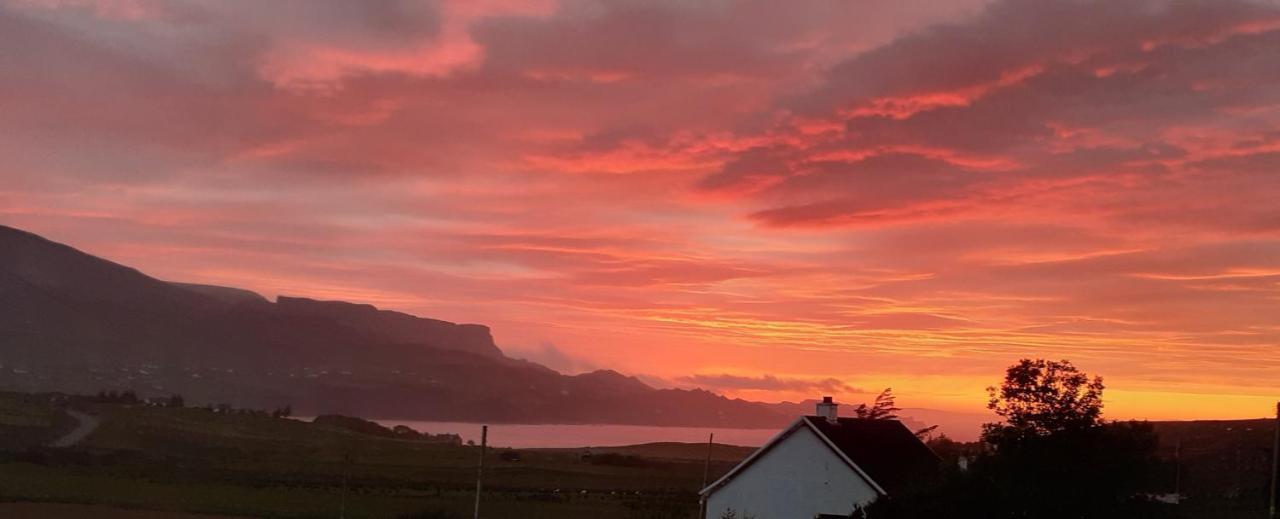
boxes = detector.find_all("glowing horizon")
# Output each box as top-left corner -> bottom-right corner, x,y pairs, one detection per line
3,0 -> 1280,422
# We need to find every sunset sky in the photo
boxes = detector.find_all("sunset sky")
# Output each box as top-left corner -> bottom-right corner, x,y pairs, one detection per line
3,0 -> 1280,421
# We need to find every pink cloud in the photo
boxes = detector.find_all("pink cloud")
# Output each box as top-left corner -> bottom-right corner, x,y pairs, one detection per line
2,0 -> 1279,418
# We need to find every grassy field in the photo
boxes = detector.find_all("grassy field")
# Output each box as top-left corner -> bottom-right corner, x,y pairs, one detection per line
4,392 -> 1271,518
0,392 -> 742,518
0,392 -> 78,449
0,502 -> 250,519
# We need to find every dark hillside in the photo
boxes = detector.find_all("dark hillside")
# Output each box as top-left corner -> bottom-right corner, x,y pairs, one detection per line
0,225 -> 790,427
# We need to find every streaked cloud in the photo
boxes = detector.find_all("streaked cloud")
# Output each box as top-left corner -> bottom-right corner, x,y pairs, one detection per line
2,0 -> 1278,418
678,374 -> 864,395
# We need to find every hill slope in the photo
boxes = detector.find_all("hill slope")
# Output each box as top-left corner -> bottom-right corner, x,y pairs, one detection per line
0,225 -> 789,427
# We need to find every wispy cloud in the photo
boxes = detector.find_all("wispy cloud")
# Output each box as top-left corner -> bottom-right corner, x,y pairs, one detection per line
678,374 -> 864,395
2,0 -> 1279,418
505,342 -> 597,374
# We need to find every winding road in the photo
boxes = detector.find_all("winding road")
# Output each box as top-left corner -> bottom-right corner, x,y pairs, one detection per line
49,409 -> 100,448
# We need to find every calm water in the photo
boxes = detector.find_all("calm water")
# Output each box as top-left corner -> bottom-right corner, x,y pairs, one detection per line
373,420 -> 778,448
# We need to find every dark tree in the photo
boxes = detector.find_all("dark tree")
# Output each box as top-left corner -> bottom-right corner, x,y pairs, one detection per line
852,388 -> 938,438
859,359 -> 1171,519
853,388 -> 901,420
983,358 -> 1104,444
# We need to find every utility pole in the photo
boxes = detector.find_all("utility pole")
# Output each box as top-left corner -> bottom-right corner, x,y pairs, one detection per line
1269,402 -> 1278,519
698,433 -> 713,519
474,425 -> 488,519
1173,438 -> 1181,502
702,433 -> 714,488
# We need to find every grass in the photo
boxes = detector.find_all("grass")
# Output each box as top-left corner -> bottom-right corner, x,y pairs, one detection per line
0,463 -> 627,518
0,392 -> 739,518
0,393 -> 58,427
0,502 -> 249,519
0,392 -> 77,449
1,392 -> 1272,518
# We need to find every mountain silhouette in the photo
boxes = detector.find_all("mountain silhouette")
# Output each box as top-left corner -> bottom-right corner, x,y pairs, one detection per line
0,225 -> 790,427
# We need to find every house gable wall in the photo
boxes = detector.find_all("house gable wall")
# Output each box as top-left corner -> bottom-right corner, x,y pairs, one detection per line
704,426 -> 878,519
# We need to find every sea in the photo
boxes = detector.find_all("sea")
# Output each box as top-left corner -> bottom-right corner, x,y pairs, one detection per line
371,420 -> 779,448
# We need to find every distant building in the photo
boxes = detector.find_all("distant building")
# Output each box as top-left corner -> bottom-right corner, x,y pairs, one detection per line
700,397 -> 940,519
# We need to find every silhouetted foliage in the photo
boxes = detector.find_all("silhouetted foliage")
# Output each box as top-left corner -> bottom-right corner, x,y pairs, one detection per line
859,359 -> 1171,519
852,388 -> 901,420
851,388 -> 940,440
922,434 -> 976,466
93,390 -> 139,404
983,358 -> 1104,443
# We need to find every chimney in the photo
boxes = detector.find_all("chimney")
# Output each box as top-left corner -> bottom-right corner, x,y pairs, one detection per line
816,396 -> 838,423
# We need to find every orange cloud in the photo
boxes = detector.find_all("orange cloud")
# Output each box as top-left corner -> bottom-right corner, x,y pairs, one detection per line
2,0 -> 1279,421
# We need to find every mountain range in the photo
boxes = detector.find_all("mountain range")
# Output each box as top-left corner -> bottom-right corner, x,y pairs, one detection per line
0,224 -> 992,437
0,224 -> 800,428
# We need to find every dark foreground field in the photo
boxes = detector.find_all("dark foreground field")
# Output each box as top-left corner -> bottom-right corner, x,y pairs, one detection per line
2,392 -> 1273,518
0,502 -> 249,518
0,392 -> 751,518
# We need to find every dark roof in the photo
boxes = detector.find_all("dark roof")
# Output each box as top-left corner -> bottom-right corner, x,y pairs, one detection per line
701,416 -> 942,498
804,416 -> 942,495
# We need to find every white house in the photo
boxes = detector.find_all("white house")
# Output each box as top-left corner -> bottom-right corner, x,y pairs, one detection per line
700,397 -> 940,519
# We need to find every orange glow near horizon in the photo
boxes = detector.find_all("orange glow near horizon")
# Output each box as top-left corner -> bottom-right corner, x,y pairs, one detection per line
3,0 -> 1280,426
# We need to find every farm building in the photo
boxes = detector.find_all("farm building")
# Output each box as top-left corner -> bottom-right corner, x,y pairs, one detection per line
700,397 -> 940,519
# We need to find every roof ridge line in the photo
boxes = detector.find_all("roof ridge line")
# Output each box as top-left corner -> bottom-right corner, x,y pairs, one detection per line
699,416 -> 889,499
802,416 -> 888,496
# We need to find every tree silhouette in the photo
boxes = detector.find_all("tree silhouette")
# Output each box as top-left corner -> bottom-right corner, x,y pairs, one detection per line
983,358 -> 1103,444
860,359 -> 1169,519
852,388 -> 901,420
